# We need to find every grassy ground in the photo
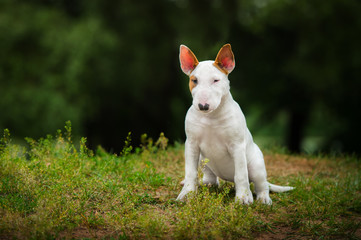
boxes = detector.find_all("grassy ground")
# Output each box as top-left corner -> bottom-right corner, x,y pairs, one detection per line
0,124 -> 360,239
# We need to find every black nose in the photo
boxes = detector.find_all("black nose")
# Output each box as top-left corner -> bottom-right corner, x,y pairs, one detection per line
198,103 -> 209,111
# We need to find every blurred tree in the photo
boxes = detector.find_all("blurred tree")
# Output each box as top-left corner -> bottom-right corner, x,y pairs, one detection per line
0,0 -> 117,139
233,0 -> 361,153
0,0 -> 360,154
78,0 -> 182,149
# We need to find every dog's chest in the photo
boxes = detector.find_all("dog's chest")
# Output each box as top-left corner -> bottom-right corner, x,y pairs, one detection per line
186,114 -> 234,160
189,120 -> 237,180
199,127 -> 228,155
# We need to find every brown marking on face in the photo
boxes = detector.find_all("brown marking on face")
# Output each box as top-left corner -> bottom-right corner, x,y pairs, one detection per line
189,75 -> 197,92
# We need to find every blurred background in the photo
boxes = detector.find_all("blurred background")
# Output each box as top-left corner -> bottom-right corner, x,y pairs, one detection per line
1,0 -> 360,154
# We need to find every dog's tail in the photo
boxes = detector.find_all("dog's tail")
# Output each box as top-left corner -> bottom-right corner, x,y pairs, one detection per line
269,183 -> 294,193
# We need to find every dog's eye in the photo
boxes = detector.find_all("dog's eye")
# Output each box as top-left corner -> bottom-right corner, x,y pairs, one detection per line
214,79 -> 220,83
192,79 -> 198,84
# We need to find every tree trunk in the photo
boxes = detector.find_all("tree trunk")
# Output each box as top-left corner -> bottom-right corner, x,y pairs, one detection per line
286,109 -> 308,153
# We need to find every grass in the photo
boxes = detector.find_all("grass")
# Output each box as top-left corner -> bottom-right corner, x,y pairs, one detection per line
0,122 -> 360,239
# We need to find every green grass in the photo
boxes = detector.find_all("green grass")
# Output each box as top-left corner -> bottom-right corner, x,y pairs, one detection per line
0,123 -> 360,239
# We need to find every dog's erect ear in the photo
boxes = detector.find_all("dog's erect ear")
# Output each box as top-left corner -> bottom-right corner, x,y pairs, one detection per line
180,45 -> 199,75
214,44 -> 235,74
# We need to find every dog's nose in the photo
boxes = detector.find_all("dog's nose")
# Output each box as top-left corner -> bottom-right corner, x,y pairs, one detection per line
198,103 -> 209,111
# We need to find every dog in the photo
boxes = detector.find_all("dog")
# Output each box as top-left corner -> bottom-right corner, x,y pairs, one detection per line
177,44 -> 293,204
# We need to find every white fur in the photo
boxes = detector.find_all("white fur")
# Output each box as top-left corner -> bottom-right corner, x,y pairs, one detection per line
177,45 -> 293,205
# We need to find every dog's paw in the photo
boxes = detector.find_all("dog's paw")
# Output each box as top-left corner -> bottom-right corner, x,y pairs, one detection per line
256,191 -> 272,205
176,185 -> 197,202
235,189 -> 254,205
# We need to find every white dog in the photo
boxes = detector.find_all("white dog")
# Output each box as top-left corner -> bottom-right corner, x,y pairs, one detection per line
177,44 -> 293,204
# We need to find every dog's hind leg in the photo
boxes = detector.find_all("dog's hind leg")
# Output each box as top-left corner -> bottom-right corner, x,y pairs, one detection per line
202,164 -> 219,186
247,142 -> 272,205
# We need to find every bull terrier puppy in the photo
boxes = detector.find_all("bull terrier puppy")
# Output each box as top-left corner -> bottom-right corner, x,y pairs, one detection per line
177,44 -> 293,204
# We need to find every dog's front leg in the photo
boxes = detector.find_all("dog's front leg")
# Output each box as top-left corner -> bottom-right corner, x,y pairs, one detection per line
229,143 -> 254,204
176,139 -> 200,201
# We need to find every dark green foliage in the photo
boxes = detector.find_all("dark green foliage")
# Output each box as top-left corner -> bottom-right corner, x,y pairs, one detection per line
234,0 -> 361,153
1,0 -> 361,153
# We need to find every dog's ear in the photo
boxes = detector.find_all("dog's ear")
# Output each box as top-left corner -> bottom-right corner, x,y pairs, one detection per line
214,44 -> 235,74
180,45 -> 199,75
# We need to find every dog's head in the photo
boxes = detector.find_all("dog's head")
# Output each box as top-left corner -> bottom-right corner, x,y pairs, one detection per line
179,44 -> 235,113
